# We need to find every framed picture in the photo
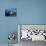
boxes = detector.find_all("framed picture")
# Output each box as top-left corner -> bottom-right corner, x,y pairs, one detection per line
5,8 -> 17,17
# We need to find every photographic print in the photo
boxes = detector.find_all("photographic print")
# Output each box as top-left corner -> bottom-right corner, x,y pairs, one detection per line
5,8 -> 17,17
